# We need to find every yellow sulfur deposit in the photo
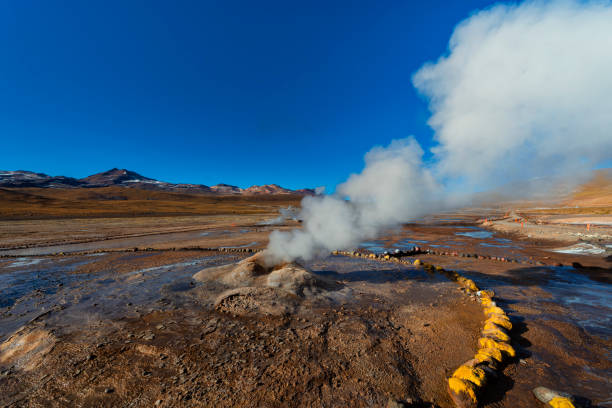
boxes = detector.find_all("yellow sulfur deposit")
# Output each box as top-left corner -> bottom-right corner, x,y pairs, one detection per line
480,297 -> 495,307
478,338 -> 516,357
452,365 -> 487,387
549,396 -> 576,408
486,316 -> 512,331
482,328 -> 511,342
484,306 -> 506,316
463,279 -> 479,291
448,377 -> 477,403
480,289 -> 495,298
483,321 -> 509,333
475,347 -> 503,363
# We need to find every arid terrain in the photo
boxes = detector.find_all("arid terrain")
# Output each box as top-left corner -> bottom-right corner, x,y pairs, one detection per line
0,177 -> 611,407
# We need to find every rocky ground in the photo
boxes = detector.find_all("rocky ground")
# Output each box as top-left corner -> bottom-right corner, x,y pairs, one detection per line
0,209 -> 611,407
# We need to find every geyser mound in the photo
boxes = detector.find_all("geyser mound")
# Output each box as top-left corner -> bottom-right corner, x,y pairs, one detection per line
193,252 -> 338,316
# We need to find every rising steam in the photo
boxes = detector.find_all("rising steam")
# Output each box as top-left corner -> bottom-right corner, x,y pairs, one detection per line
414,0 -> 612,190
266,0 -> 612,263
266,138 -> 440,263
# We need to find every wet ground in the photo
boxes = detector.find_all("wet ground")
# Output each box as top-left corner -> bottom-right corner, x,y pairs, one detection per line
357,218 -> 612,407
1,212 -> 611,407
0,250 -> 483,407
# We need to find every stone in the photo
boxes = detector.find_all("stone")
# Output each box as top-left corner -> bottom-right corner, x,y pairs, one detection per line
387,397 -> 409,408
533,387 -> 577,408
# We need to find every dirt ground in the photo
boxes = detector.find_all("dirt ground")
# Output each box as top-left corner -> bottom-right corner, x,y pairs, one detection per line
0,250 -> 483,407
1,203 -> 611,407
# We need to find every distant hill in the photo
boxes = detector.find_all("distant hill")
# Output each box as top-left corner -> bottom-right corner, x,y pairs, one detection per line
0,170 -> 82,188
565,169 -> 612,207
244,184 -> 293,195
0,168 -> 316,196
210,183 -> 243,194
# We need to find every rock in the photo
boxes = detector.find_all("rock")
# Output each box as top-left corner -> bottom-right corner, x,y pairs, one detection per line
533,386 -> 577,407
197,252 -> 339,316
104,387 -> 114,394
387,397 -> 410,408
448,377 -> 478,408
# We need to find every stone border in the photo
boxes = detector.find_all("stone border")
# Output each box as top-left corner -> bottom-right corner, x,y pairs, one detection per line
0,246 -> 263,258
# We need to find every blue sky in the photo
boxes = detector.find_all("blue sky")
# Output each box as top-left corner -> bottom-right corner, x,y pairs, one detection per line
1,0 -> 500,190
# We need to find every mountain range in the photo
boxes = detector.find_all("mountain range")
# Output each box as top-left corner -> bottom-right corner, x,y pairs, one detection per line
0,168 -> 316,195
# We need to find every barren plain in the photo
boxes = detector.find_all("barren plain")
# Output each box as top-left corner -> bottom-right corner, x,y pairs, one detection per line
0,186 -> 610,407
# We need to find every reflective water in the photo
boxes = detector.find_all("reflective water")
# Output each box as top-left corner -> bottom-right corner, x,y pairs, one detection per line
455,229 -> 494,239
462,266 -> 612,339
0,253 -> 235,341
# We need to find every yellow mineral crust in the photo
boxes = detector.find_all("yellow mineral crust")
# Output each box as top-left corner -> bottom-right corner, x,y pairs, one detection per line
549,397 -> 576,408
478,337 -> 516,357
452,365 -> 487,387
480,296 -> 495,307
486,316 -> 512,331
484,306 -> 506,316
448,377 -> 478,403
479,289 -> 495,298
482,327 -> 511,342
475,347 -> 504,363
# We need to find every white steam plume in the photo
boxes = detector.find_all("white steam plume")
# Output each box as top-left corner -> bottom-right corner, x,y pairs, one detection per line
413,0 -> 612,190
267,0 -> 612,262
266,138 -> 440,263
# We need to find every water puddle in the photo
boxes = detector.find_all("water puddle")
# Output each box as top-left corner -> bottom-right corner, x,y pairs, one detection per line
455,229 -> 494,239
479,242 -> 511,248
308,255 -> 451,285
358,238 -> 428,254
0,253 -> 237,341
462,266 -> 612,340
6,258 -> 43,268
552,243 -> 607,255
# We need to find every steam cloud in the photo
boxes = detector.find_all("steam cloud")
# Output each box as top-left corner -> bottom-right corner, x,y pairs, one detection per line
414,0 -> 612,190
266,139 -> 440,263
267,0 -> 612,263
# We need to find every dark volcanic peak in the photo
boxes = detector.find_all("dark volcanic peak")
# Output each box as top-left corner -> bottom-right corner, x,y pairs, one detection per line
243,184 -> 293,195
0,170 -> 49,183
80,168 -> 159,186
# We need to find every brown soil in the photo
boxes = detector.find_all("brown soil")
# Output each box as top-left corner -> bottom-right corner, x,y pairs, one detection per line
1,197 -> 611,407
0,250 -> 483,407
0,187 -> 302,220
